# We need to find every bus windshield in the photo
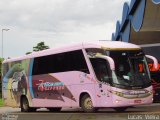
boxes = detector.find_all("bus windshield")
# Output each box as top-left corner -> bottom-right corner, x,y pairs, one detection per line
87,48 -> 151,89
109,50 -> 151,89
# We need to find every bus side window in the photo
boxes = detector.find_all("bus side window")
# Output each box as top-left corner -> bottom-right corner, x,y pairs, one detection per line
90,58 -> 111,83
32,50 -> 89,75
69,50 -> 89,73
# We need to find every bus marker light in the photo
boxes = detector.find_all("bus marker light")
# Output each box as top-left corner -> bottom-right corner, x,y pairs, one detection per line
152,98 -> 154,101
115,100 -> 121,103
115,100 -> 119,103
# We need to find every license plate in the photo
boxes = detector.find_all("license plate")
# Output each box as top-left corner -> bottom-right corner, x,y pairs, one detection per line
134,100 -> 142,103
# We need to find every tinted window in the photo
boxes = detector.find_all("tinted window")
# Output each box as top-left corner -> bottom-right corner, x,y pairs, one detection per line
32,50 -> 89,75
90,58 -> 111,83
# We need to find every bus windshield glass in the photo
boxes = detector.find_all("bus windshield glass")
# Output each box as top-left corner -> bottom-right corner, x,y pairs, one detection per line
109,50 -> 151,88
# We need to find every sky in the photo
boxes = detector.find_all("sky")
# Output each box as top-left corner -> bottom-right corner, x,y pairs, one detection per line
0,0 -> 130,58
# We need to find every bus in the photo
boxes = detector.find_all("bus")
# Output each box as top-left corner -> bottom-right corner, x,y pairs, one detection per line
1,41 -> 158,112
141,43 -> 160,102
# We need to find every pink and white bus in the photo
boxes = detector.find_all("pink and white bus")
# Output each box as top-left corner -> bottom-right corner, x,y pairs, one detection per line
2,41 -> 158,112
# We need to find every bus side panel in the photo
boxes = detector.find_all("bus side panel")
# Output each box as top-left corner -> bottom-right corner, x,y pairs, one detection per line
69,72 -> 113,108
67,72 -> 97,107
94,83 -> 113,107
31,73 -> 75,107
30,72 -> 96,108
2,59 -> 32,107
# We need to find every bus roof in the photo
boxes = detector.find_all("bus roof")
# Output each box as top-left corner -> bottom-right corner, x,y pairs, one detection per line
3,41 -> 141,63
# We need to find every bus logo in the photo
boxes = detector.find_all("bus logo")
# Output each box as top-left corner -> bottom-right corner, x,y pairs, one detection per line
37,80 -> 65,91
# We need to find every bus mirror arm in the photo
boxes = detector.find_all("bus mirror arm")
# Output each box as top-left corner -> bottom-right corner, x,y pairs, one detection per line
145,55 -> 159,70
95,55 -> 115,71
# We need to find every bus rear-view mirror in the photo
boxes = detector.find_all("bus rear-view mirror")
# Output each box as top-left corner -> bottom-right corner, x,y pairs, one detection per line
145,55 -> 159,71
95,55 -> 115,71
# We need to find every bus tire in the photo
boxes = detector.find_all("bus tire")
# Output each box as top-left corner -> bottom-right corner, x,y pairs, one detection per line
30,108 -> 37,112
114,107 -> 128,112
81,94 -> 97,113
21,96 -> 36,112
48,107 -> 62,112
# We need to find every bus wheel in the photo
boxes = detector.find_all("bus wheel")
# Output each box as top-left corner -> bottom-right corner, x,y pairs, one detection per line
81,94 -> 96,113
21,97 -> 33,112
48,107 -> 62,112
30,108 -> 37,112
114,107 -> 127,112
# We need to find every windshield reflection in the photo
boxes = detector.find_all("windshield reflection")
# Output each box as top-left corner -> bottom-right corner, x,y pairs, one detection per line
86,48 -> 151,89
109,50 -> 151,88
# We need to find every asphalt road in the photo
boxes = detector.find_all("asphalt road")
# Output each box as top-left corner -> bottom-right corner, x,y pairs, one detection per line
0,104 -> 160,120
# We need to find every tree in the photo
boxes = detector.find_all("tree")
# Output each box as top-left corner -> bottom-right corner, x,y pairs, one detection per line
26,52 -> 32,55
33,41 -> 49,52
26,41 -> 49,55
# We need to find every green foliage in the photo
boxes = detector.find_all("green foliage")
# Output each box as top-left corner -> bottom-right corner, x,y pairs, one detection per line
0,98 -> 4,107
26,52 -> 32,55
0,58 -> 4,73
33,41 -> 49,52
26,41 -> 49,55
0,58 -> 4,98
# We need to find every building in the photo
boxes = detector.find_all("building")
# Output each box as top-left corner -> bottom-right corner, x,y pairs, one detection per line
112,0 -> 160,102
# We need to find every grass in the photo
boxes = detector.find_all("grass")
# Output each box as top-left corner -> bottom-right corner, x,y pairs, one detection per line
0,98 -> 4,107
